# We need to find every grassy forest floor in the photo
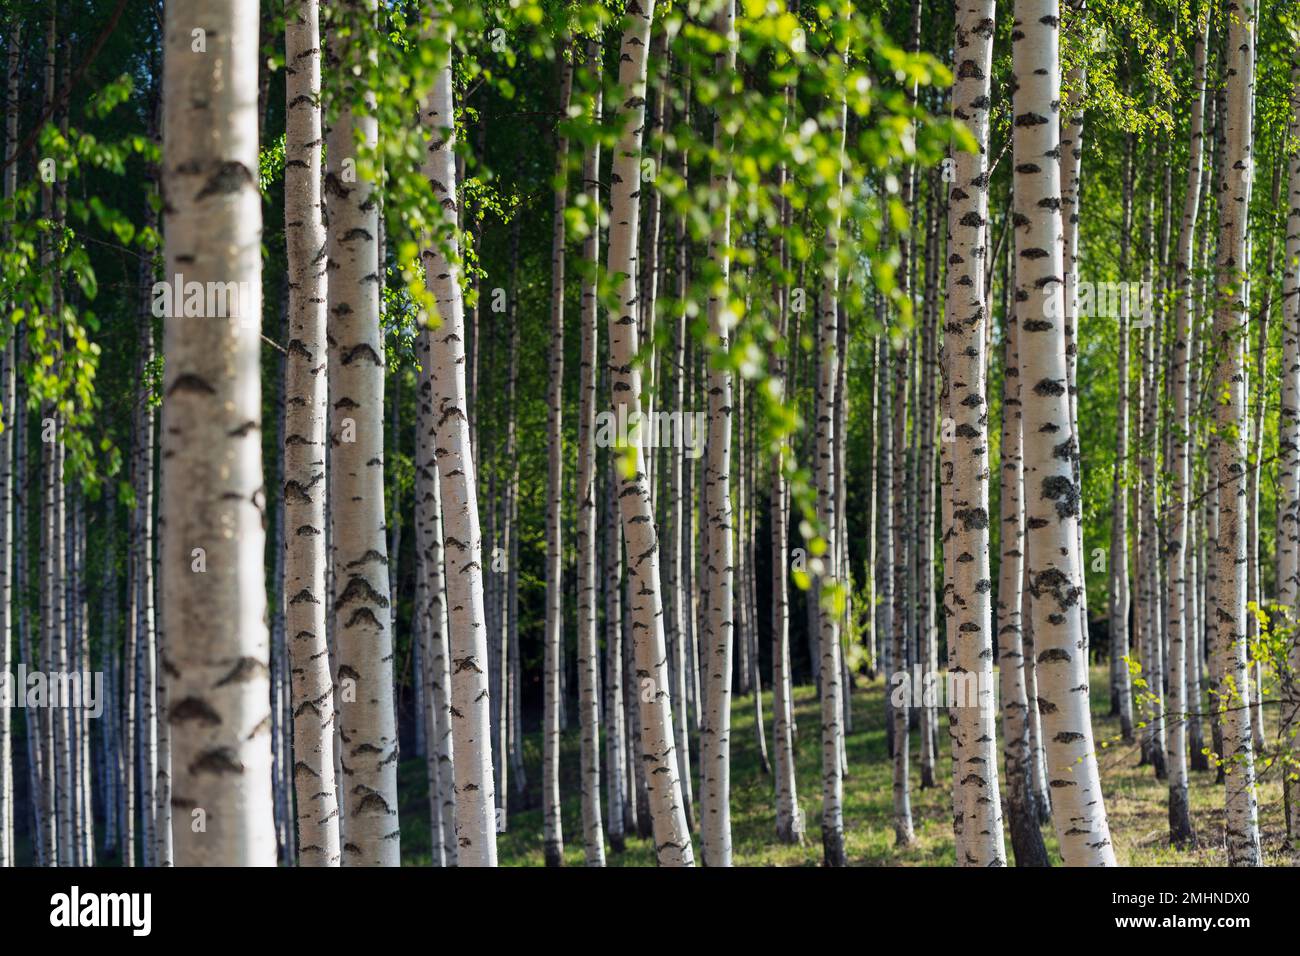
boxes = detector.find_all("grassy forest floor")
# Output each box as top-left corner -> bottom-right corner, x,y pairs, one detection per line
398,665 -> 1292,866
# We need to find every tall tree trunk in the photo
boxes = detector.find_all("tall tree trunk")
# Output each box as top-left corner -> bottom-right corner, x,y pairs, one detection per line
415,315 -> 457,866
1138,165 -> 1166,777
1109,134 -> 1134,741
943,0 -> 1005,866
326,0 -> 399,866
283,0 -> 340,865
1246,159 -> 1281,759
573,49 -> 608,859
603,461 -> 628,853
770,138 -> 801,844
1163,9 -> 1209,850
918,183 -> 939,791
814,86 -> 848,868
667,70 -> 696,834
1011,0 -> 1115,866
160,0 -> 275,866
0,12 -> 18,870
1059,0 -> 1087,644
998,256 -> 1050,866
886,328 -> 914,844
542,55 -> 575,868
502,231 -> 522,819
1280,55 -> 1300,846
1211,0 -> 1262,867
700,0 -> 737,868
605,0 -> 694,867
419,13 -> 497,867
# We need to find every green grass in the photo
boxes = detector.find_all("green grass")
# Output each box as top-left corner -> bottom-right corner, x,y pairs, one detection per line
398,665 -> 1292,866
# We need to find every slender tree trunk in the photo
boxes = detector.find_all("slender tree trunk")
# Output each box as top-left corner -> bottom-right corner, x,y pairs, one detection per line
326,0 -> 399,866
605,0 -> 693,867
541,54 -> 574,868
1138,169 -> 1166,777
813,86 -> 848,868
1060,0 -> 1087,643
885,328 -> 914,844
770,146 -> 801,844
1211,0 -> 1262,867
1110,134 -> 1135,741
1245,159 -> 1280,759
160,0 -> 275,866
1279,55 -> 1300,846
283,0 -> 340,865
419,14 -> 497,866
603,461 -> 628,853
699,0 -> 737,868
491,223 -> 521,819
753,356 -> 772,776
943,0 -> 1005,866
1163,10 -> 1209,849
415,315 -> 457,866
918,184 -> 939,792
1012,0 -> 1115,865
0,13 -> 17,870
668,71 -> 696,834
574,40 -> 606,867
998,257 -> 1050,867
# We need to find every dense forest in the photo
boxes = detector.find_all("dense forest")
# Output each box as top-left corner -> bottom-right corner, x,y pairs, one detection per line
0,0 -> 1296,872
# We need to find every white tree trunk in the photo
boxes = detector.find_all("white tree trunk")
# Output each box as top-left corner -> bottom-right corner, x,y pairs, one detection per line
667,76 -> 696,835
575,40 -> 606,867
882,330 -> 914,844
603,471 -> 628,852
1163,11 -> 1209,850
542,55 -> 575,868
415,318 -> 457,866
1109,135 -> 1135,743
284,0 -> 341,865
420,20 -> 497,866
1280,56 -> 1300,846
0,13 -> 18,870
160,0 -> 275,866
998,268 -> 1050,866
814,89 -> 848,867
325,0 -> 399,866
606,0 -> 694,867
771,96 -> 801,846
943,0 -> 1005,866
1011,0 -> 1115,866
699,0 -> 737,868
1211,0 -> 1262,867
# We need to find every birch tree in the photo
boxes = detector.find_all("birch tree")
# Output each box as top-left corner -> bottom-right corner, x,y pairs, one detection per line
1163,9 -> 1209,850
542,54 -> 574,869
160,0 -> 275,866
700,0 -> 737,868
0,12 -> 17,871
943,0 -> 1005,866
771,91 -> 801,847
1210,0 -> 1261,867
998,264 -> 1050,866
1280,51 -> 1300,846
284,0 -> 340,865
420,12 -> 497,867
1011,0 -> 1115,866
1109,134 -> 1135,742
667,70 -> 696,835
326,0 -> 399,866
415,320 -> 457,866
605,0 -> 694,867
815,86 -> 848,869
574,38 -> 606,867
